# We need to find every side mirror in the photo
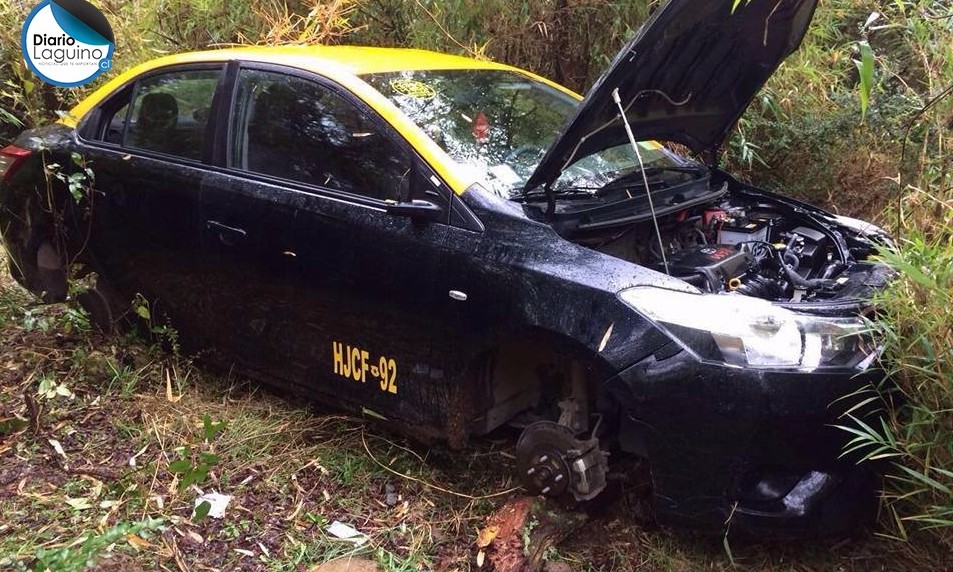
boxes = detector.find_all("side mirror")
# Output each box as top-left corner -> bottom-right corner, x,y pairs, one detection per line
385,199 -> 443,222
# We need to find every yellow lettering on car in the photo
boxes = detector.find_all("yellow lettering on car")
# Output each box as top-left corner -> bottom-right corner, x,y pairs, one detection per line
331,341 -> 398,394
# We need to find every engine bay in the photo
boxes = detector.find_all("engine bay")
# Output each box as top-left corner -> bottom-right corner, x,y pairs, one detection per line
578,191 -> 887,306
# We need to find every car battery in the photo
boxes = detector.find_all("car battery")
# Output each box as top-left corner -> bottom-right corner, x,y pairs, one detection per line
718,220 -> 769,245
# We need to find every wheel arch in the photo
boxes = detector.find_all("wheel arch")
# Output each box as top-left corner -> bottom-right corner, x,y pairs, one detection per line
450,326 -> 623,444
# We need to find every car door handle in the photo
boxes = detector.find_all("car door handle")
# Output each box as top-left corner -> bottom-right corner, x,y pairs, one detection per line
206,220 -> 247,245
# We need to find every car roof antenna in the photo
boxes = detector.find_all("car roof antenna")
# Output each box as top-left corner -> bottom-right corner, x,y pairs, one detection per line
612,88 -> 669,275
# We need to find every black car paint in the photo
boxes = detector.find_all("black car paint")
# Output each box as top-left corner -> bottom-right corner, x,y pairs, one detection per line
1,59 -> 887,537
609,354 -> 881,535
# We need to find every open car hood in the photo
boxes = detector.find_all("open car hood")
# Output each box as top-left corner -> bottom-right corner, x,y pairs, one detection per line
524,0 -> 818,192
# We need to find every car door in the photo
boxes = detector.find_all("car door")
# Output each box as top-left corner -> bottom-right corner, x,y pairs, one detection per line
76,65 -> 225,334
198,64 -> 453,425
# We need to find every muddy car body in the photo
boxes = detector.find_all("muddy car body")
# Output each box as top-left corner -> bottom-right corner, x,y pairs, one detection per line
1,0 -> 891,535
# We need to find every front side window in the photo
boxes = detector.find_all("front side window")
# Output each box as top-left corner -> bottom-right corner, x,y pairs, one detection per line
124,69 -> 221,160
229,69 -> 410,201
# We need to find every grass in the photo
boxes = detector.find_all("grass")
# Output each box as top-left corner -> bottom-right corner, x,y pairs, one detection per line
0,253 -> 951,571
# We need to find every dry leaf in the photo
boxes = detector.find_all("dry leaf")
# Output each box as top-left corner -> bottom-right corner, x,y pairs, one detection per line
48,438 -> 67,460
476,525 -> 500,548
127,534 -> 152,550
165,369 -> 182,403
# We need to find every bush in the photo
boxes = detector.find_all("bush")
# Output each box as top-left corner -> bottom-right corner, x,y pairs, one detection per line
846,195 -> 953,547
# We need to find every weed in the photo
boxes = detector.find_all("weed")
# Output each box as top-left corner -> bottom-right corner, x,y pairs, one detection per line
9,518 -> 165,572
169,446 -> 221,492
842,205 -> 953,547
36,374 -> 74,401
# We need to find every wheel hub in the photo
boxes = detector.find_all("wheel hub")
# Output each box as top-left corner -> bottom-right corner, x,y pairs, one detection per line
516,421 -> 608,501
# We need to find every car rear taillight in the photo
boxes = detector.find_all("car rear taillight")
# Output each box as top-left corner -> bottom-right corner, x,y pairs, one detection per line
0,145 -> 32,182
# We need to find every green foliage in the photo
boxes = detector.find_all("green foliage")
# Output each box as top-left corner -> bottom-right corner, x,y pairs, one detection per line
169,445 -> 221,491
167,414 -> 226,493
48,153 -> 95,204
725,0 -> 951,218
202,413 -> 227,442
131,293 -> 181,354
844,215 -> 953,546
24,518 -> 164,572
350,0 -> 652,92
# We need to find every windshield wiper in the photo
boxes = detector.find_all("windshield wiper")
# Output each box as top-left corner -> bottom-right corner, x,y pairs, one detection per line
517,187 -> 597,202
600,164 -> 707,193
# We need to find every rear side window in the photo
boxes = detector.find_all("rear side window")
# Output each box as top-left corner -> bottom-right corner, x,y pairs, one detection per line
122,69 -> 221,160
228,69 -> 410,201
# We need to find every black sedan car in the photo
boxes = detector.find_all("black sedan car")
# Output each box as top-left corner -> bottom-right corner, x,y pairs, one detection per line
1,0 -> 892,536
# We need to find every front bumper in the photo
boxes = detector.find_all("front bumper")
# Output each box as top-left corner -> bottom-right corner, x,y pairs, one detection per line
607,345 -> 885,537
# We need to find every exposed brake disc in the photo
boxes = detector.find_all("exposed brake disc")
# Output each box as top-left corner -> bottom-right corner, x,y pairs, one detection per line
515,421 -> 608,502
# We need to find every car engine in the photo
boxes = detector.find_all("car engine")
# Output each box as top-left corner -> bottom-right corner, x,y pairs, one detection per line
583,196 -> 886,305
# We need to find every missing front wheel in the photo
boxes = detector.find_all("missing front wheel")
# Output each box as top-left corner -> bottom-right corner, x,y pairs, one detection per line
515,421 -> 608,502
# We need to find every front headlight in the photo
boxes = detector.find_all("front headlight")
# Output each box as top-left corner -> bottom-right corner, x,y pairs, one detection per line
619,287 -> 869,370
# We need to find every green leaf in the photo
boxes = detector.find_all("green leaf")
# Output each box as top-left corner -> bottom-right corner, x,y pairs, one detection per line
202,414 -> 226,442
168,459 -> 192,474
193,500 -> 211,521
135,305 -> 151,320
855,40 -> 874,121
38,377 -> 55,396
66,497 -> 93,511
895,464 -> 952,495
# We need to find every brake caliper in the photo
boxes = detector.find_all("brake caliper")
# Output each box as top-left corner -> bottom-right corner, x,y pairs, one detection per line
515,421 -> 608,501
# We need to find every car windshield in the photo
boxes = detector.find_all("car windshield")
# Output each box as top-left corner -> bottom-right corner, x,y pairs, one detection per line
363,69 -> 693,199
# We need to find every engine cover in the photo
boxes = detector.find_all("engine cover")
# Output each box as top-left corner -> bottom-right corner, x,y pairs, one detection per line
658,245 -> 751,293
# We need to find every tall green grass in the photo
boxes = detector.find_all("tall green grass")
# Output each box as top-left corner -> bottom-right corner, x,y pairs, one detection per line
844,200 -> 953,547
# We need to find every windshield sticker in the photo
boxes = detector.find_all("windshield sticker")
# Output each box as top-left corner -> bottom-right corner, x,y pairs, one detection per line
389,78 -> 436,100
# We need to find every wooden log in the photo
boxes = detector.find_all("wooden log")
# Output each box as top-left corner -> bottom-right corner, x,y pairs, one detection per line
475,496 -> 587,572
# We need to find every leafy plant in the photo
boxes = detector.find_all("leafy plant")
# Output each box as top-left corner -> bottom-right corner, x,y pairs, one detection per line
50,153 -> 95,204
168,413 -> 227,518
37,375 -> 74,401
841,214 -> 953,546
24,518 -> 165,572
131,293 -> 181,355
169,445 -> 221,491
202,413 -> 227,443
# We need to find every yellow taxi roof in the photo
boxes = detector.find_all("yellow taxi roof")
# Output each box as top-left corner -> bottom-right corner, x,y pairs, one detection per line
72,45 -> 552,117
66,45 -> 579,195
220,45 -> 521,74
